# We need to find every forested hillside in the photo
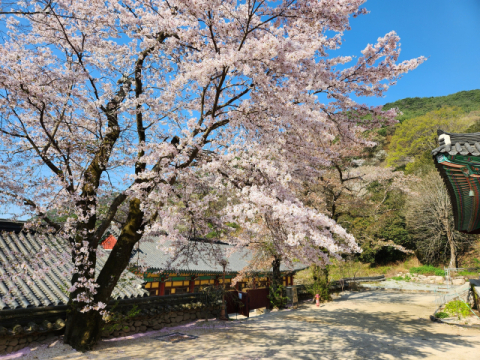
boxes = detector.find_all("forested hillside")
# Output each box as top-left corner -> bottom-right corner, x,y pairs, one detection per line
383,89 -> 480,122
331,90 -> 480,269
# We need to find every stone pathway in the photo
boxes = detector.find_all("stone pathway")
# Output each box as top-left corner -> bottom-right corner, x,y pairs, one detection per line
15,291 -> 480,359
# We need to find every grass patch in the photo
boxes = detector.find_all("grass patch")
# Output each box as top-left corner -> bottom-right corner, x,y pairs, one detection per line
435,312 -> 449,319
444,300 -> 471,319
458,270 -> 479,277
390,275 -> 411,281
325,258 -> 421,281
409,265 -> 444,276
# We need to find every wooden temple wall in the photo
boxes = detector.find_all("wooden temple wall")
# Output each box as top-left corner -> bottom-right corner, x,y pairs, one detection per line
142,272 -> 295,296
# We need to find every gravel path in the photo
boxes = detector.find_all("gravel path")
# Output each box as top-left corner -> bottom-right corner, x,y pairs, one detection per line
8,291 -> 480,360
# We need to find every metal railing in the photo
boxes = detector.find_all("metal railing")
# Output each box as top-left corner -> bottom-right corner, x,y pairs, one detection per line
443,267 -> 469,289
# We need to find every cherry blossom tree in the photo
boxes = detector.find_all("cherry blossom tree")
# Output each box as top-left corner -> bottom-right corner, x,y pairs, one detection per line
299,132 -> 416,251
0,0 -> 424,351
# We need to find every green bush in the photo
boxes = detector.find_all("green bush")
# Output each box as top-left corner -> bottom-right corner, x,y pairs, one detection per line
390,275 -> 411,281
102,304 -> 141,332
435,312 -> 449,319
409,265 -> 444,276
444,300 -> 471,319
269,285 -> 289,309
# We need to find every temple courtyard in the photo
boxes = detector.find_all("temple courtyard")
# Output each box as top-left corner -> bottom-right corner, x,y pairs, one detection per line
13,291 -> 480,360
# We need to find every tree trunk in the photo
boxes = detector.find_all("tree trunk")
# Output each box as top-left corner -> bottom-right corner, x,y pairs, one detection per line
269,255 -> 283,308
63,232 -> 140,351
64,199 -> 144,351
445,218 -> 457,268
64,308 -> 103,352
272,255 -> 282,293
448,233 -> 457,268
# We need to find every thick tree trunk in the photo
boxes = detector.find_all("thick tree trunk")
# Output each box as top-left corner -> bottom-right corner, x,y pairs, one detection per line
64,199 -> 144,351
64,308 -> 103,352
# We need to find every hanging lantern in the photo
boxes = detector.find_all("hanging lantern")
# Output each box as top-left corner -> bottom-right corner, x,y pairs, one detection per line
432,130 -> 480,233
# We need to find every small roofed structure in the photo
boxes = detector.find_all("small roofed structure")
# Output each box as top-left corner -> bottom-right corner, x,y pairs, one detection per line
432,130 -> 480,233
101,234 -> 117,250
0,220 -> 148,310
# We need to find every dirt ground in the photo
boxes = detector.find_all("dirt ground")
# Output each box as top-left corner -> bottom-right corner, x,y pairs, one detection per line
15,290 -> 480,360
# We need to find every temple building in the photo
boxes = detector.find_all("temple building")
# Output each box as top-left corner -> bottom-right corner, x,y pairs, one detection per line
101,234 -> 303,296
0,218 -> 303,309
432,130 -> 480,233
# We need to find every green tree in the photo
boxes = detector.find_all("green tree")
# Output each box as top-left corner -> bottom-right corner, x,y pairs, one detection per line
342,186 -> 414,264
386,107 -> 477,173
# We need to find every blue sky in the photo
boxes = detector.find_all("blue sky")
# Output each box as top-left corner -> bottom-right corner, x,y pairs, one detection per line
344,0 -> 480,106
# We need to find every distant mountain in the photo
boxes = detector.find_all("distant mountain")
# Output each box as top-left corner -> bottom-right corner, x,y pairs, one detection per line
383,89 -> 480,122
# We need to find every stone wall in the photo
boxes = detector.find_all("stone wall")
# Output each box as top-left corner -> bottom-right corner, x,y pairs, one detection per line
394,272 -> 467,285
0,292 -> 220,355
0,331 -> 59,355
100,302 -> 221,339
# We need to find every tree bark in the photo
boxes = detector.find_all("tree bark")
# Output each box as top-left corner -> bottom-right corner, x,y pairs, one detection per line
445,216 -> 457,268
447,232 -> 457,268
63,308 -> 103,351
64,199 -> 144,351
271,255 -> 282,293
269,255 -> 283,308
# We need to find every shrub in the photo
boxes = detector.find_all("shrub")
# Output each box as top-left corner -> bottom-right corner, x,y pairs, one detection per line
269,285 -> 289,309
102,304 -> 141,332
409,265 -> 444,276
444,300 -> 471,319
435,312 -> 449,319
390,275 -> 411,281
306,266 -> 331,301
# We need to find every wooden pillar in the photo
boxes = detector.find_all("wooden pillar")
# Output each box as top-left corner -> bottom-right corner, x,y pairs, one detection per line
214,276 -> 219,287
253,277 -> 256,289
290,274 -> 294,286
189,278 -> 195,293
159,281 -> 165,296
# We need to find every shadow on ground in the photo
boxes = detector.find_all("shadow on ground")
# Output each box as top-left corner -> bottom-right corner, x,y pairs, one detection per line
29,292 -> 480,360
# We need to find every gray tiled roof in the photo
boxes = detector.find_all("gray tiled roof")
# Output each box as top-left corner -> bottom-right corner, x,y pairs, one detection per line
131,238 -> 304,274
0,228 -> 148,310
432,130 -> 480,156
